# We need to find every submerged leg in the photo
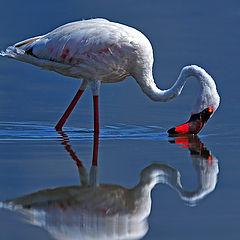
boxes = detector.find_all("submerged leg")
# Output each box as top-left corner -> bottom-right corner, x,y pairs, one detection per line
55,80 -> 88,130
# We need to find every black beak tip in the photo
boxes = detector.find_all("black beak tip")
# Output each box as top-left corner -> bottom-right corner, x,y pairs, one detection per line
167,127 -> 177,135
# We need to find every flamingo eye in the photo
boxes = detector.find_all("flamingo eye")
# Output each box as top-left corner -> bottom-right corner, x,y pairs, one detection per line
208,107 -> 214,113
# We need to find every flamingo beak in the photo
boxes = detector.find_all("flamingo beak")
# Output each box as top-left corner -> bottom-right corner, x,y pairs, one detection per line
168,107 -> 214,135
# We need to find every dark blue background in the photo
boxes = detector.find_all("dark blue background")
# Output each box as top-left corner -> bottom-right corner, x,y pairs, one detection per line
0,1 -> 239,239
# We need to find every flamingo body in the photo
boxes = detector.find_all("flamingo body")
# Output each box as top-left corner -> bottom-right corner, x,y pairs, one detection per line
2,19 -> 149,83
0,18 -> 220,133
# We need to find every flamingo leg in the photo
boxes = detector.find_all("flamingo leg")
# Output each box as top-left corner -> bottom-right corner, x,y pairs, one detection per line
92,132 -> 99,166
90,132 -> 99,187
55,88 -> 85,130
93,95 -> 100,133
89,97 -> 100,186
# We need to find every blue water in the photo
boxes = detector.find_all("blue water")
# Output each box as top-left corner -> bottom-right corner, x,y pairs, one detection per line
1,0 -> 240,239
0,122 -> 167,141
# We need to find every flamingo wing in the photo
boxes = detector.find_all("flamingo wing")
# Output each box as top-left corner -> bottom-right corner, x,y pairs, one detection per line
15,19 -> 134,65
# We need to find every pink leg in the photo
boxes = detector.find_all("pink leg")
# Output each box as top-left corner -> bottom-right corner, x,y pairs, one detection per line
92,132 -> 99,166
92,96 -> 99,165
93,95 -> 100,133
55,89 -> 85,130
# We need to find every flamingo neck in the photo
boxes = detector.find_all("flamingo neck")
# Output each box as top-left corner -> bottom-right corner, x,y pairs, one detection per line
135,65 -> 218,113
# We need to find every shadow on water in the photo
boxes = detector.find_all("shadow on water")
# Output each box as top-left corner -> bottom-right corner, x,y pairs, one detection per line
0,130 -> 219,240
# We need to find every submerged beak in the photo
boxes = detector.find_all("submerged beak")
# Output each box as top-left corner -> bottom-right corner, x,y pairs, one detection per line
168,107 -> 214,135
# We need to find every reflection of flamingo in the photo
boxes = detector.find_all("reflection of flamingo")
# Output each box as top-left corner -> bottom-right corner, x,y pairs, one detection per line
0,134 -> 219,239
169,135 -> 219,205
1,18 -> 220,133
59,131 -> 99,187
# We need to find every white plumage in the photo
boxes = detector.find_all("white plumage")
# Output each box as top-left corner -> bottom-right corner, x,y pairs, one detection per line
1,19 -> 147,82
0,18 -> 220,133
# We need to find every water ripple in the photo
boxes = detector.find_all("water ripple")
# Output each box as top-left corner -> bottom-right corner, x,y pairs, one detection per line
0,122 -> 168,142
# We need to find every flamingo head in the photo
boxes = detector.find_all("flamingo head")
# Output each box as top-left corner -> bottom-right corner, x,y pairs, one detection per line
168,107 -> 215,135
168,65 -> 220,135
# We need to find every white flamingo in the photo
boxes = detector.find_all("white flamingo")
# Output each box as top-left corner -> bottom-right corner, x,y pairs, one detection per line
0,18 -> 220,133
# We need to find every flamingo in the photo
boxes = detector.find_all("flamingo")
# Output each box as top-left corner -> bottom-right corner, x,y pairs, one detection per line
0,18 -> 220,134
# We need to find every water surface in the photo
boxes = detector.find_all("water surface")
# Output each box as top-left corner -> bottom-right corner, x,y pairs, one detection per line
0,0 -> 240,239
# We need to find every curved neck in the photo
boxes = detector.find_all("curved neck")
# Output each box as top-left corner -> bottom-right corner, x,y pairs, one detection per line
135,65 -> 217,108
